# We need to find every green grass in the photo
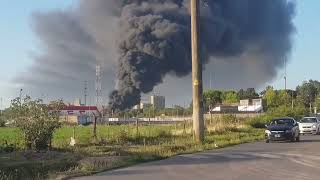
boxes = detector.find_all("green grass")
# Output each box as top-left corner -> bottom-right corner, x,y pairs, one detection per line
0,128 -> 24,150
0,121 -> 264,179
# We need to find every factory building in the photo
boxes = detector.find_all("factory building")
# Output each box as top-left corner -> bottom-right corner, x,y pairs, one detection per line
133,95 -> 165,110
150,95 -> 165,110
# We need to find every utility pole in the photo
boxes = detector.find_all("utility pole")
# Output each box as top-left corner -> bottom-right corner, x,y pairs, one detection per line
291,90 -> 294,110
19,89 -> 23,107
191,0 -> 204,143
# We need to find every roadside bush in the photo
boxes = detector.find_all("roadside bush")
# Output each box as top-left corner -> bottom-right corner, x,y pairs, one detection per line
0,142 -> 15,153
247,116 -> 270,128
116,130 -> 129,145
0,119 -> 4,127
247,105 -> 307,128
8,96 -> 61,151
221,114 -> 237,124
0,113 -> 5,127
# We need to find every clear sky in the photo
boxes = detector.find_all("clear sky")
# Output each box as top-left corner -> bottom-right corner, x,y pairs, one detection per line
0,0 -> 319,109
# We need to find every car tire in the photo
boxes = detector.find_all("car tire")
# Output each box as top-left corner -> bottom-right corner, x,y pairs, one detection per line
296,136 -> 300,142
266,139 -> 270,143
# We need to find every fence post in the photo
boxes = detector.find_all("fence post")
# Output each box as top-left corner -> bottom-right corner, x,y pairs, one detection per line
136,118 -> 139,137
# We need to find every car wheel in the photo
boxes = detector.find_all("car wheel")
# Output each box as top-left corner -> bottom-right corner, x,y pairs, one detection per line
266,139 -> 270,143
296,136 -> 300,142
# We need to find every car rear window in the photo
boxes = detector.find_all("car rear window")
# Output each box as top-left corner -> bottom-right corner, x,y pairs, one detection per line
270,119 -> 294,125
300,118 -> 317,123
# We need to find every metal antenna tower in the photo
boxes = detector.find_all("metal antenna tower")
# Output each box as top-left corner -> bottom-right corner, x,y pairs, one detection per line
84,81 -> 88,106
95,65 -> 103,110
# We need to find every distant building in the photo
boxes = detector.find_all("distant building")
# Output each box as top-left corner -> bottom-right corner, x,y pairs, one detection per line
73,98 -> 82,106
132,96 -> 165,110
57,105 -> 99,125
150,95 -> 165,110
140,102 -> 152,109
210,98 -> 263,114
133,104 -> 140,110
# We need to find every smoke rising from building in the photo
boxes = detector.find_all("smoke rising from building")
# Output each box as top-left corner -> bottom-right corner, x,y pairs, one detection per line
14,0 -> 295,110
108,0 -> 295,110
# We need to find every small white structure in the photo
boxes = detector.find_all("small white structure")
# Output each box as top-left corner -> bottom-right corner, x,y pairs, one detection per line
211,98 -> 263,113
238,99 -> 263,112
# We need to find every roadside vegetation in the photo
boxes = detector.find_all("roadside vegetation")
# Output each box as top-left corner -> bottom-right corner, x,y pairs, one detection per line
1,80 -> 320,179
0,117 -> 264,179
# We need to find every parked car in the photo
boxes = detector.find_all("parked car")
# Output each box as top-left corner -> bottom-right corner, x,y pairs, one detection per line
265,118 -> 300,143
299,117 -> 320,135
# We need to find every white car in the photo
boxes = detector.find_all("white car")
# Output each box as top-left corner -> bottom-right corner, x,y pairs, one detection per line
299,117 -> 320,135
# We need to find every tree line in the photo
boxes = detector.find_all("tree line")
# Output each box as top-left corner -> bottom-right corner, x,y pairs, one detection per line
101,79 -> 320,118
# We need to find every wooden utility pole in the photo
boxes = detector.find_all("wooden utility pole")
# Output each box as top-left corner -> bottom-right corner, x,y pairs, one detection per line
191,0 -> 204,142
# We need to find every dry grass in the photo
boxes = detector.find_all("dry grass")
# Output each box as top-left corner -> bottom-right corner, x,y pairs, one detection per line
0,117 -> 264,179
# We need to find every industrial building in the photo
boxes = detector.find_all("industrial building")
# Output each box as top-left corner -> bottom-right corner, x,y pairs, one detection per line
133,95 -> 165,110
150,95 -> 165,110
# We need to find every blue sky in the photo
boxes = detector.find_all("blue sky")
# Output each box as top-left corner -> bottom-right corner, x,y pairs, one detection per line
0,0 -> 319,109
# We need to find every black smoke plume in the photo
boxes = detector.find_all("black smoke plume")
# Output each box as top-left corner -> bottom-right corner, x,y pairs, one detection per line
14,0 -> 295,110
109,0 -> 295,110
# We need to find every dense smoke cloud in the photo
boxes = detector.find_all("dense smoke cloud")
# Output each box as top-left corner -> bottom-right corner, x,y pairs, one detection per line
109,0 -> 295,110
14,0 -> 295,109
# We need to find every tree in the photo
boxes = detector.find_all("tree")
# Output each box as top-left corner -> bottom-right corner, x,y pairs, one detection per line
314,94 -> 320,111
222,91 -> 239,104
0,112 -> 5,127
203,90 -> 222,111
309,80 -> 320,94
263,87 -> 278,109
8,96 -> 61,151
296,81 -> 317,108
238,88 -> 259,100
277,90 -> 291,107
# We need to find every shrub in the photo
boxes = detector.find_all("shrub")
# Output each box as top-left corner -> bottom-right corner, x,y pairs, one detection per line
8,96 -> 61,151
0,118 -> 4,127
247,105 -> 307,128
221,114 -> 237,124
116,130 -> 129,145
248,116 -> 270,128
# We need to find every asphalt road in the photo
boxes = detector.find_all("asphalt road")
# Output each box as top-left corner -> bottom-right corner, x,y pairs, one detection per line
75,135 -> 320,180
